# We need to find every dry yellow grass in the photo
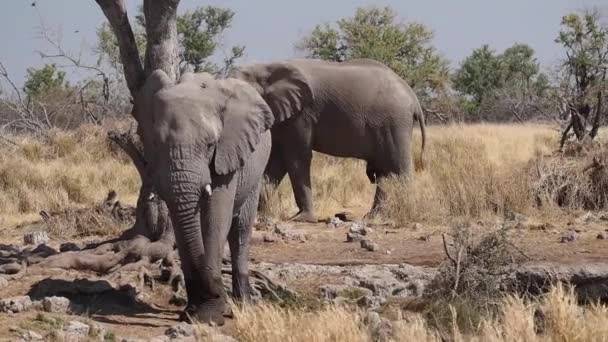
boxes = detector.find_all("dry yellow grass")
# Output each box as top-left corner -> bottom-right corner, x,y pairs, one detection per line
0,123 -> 563,227
0,125 -> 139,226
263,123 -> 558,224
197,285 -> 608,342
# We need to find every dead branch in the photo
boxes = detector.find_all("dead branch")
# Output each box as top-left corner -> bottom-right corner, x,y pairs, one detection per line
94,0 -> 145,97
442,233 -> 457,267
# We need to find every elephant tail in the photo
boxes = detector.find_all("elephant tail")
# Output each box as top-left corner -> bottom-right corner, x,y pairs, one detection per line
416,108 -> 426,170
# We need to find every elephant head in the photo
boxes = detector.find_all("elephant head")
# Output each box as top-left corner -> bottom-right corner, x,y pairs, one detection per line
229,62 -> 313,124
132,70 -> 273,283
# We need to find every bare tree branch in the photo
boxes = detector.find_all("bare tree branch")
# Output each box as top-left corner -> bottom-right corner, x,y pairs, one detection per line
94,0 -> 145,97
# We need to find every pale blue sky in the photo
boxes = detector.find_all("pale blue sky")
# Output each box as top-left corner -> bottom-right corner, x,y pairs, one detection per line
1,0 -> 607,86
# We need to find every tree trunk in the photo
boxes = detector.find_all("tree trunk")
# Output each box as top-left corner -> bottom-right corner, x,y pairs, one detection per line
94,0 -> 182,242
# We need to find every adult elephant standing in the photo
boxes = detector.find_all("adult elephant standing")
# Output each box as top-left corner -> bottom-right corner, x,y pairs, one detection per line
230,58 -> 426,222
134,70 -> 274,324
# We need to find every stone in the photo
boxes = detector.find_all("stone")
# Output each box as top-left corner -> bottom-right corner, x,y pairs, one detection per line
328,217 -> 344,228
23,232 -> 49,246
576,212 -> 596,223
346,232 -> 365,242
165,322 -> 194,339
361,239 -> 379,252
418,235 -> 431,242
335,212 -> 357,222
64,321 -> 90,339
42,296 -> 71,313
349,223 -> 368,235
411,223 -> 423,231
59,242 -> 81,252
597,232 -> 608,240
274,223 -> 294,235
0,262 -> 21,274
169,293 -> 187,306
560,230 -> 578,243
0,277 -> 8,289
20,330 -> 43,341
0,295 -> 32,313
319,284 -> 372,301
263,233 -> 278,243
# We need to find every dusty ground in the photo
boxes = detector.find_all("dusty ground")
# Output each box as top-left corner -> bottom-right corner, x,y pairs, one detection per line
1,206 -> 607,340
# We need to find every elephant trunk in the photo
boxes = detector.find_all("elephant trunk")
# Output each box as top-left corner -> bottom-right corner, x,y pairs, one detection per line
164,146 -> 211,276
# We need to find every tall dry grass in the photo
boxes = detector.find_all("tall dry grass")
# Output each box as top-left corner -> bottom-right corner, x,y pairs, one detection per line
200,285 -> 608,342
263,123 -> 558,224
0,123 -> 561,226
0,125 -> 139,226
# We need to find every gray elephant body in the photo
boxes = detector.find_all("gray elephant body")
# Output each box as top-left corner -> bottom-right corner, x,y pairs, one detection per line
134,70 -> 274,324
232,58 -> 426,221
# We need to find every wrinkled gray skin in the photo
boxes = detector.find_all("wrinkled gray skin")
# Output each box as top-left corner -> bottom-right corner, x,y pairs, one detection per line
231,58 -> 426,222
133,70 -> 274,324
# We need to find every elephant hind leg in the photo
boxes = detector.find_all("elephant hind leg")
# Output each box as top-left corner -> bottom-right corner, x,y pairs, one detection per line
228,186 -> 259,301
258,147 -> 287,214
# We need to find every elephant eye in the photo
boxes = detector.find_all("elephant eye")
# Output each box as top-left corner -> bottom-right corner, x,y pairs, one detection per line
200,83 -> 207,89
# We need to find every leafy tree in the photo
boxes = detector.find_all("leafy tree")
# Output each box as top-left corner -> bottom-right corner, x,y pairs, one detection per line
96,5 -> 244,76
298,6 -> 450,99
453,44 -> 550,121
555,10 -> 608,143
452,45 -> 503,105
23,64 -> 68,98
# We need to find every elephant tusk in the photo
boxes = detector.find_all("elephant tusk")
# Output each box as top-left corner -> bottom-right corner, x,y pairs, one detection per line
204,184 -> 212,196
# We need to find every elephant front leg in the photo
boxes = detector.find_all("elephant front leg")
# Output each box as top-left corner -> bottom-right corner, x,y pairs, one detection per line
187,175 -> 237,326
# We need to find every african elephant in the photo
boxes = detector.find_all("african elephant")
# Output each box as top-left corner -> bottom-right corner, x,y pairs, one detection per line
133,70 -> 274,324
230,58 -> 426,222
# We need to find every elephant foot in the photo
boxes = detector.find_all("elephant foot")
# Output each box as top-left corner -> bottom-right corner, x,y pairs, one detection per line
179,299 -> 226,326
290,211 -> 317,223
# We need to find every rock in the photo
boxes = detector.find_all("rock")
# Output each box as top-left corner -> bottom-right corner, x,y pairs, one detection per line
514,262 -> 608,302
20,330 -> 43,341
361,239 -> 379,252
411,223 -> 423,231
271,224 -> 307,242
283,229 -> 308,242
64,321 -> 90,340
42,296 -> 71,313
165,322 -> 194,339
335,212 -> 356,222
598,232 -> 608,240
0,277 -> 8,289
59,242 -> 81,252
320,284 -> 372,301
274,223 -> 294,235
349,223 -> 368,236
169,293 -> 187,306
327,217 -> 344,228
560,230 -> 578,243
263,233 -> 278,243
0,295 -> 32,313
576,212 -> 596,223
0,262 -> 22,274
346,232 -> 365,242
23,231 -> 49,246
505,210 -> 527,223
418,235 -> 431,242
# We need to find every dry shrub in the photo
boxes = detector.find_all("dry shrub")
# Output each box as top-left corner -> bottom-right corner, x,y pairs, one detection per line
233,303 -> 367,342
0,125 -> 139,224
529,143 -> 608,210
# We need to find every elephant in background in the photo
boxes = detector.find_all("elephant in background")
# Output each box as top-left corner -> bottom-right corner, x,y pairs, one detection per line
230,58 -> 426,222
133,70 -> 274,324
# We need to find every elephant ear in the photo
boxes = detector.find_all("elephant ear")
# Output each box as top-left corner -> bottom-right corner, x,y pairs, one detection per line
213,79 -> 274,175
264,63 -> 313,123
